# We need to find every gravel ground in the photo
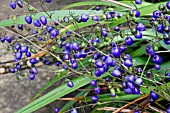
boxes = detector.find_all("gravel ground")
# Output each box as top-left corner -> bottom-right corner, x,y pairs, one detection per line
0,0 -> 87,113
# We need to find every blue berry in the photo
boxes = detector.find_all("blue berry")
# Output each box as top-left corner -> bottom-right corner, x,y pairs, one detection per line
166,107 -> 170,113
71,62 -> 78,69
92,16 -> 99,21
134,31 -> 142,39
124,88 -> 132,94
39,16 -> 47,25
114,26 -> 120,32
81,14 -> 89,22
50,29 -> 59,38
95,6 -> 100,11
150,91 -> 159,100
127,82 -> 135,89
154,64 -> 161,70
135,78 -> 143,86
25,16 -> 32,24
125,36 -> 133,46
136,23 -> 146,31
71,108 -> 78,113
10,68 -> 16,73
101,30 -> 108,37
133,10 -> 140,17
67,81 -> 74,88
45,0 -> 52,3
90,80 -> 97,87
29,74 -> 35,80
17,0 -> 23,8
111,47 -> 121,58
30,67 -> 38,74
166,2 -> 170,9
132,87 -> 140,94
146,45 -> 155,56
91,95 -> 98,103
135,0 -> 142,4
15,51 -> 22,60
54,108 -> 60,113
153,10 -> 162,19
94,87 -> 100,94
94,69 -> 102,77
10,1 -> 16,9
124,59 -> 133,67
33,19 -> 41,27
152,55 -> 162,64
112,69 -> 121,77
30,58 -> 38,64
18,24 -> 23,30
134,110 -> 140,113
95,60 -> 103,68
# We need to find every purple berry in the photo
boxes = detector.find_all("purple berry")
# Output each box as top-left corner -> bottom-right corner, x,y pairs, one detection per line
95,60 -> 103,68
30,67 -> 38,74
132,87 -> 140,94
166,107 -> 170,113
125,36 -> 133,46
136,23 -> 146,31
92,16 -> 99,21
50,29 -> 59,38
71,62 -> 78,69
153,10 -> 162,19
26,52 -> 31,57
101,30 -> 108,37
95,6 -> 100,11
111,47 -> 121,58
25,16 -> 32,24
29,74 -> 35,80
154,64 -> 161,70
33,19 -> 41,27
10,68 -> 16,73
18,24 -> 23,30
134,110 -> 140,113
54,108 -> 60,113
45,0 -> 52,3
30,58 -> 38,64
150,91 -> 159,100
124,59 -> 133,67
10,1 -> 16,9
152,55 -> 162,64
20,46 -> 28,53
124,88 -> 132,94
39,16 -> 47,25
105,57 -> 116,67
112,69 -> 121,77
17,0 -> 23,8
15,51 -> 22,60
134,31 -> 142,39
114,26 -> 120,32
67,81 -> 74,88
94,69 -> 102,77
166,2 -> 170,9
90,80 -> 97,87
135,0 -> 142,4
91,95 -> 98,103
135,78 -> 143,85
81,14 -> 89,22
94,87 -> 100,94
146,45 -> 155,56
133,10 -> 140,17
127,82 -> 135,89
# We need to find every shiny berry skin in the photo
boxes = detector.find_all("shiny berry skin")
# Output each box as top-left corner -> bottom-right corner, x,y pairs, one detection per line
124,59 -> 133,67
6,36 -> 12,43
125,36 -> 133,46
135,0 -> 142,4
10,68 -> 16,73
90,80 -> 97,87
152,55 -> 162,64
133,10 -> 140,17
124,88 -> 132,94
154,64 -> 161,70
92,16 -> 99,21
101,30 -> 108,37
81,14 -> 89,22
54,108 -> 60,113
25,16 -> 32,24
71,42 -> 80,51
135,78 -> 143,85
94,69 -> 102,77
18,24 -> 23,30
137,67 -> 142,73
164,39 -> 170,45
71,62 -> 78,69
30,58 -> 38,64
146,71 -> 151,78
46,25 -> 54,32
33,19 -> 41,27
166,2 -> 170,9
153,10 -> 162,18
92,53 -> 100,60
20,46 -> 28,53
30,67 -> 38,74
29,74 -> 35,80
71,108 -> 78,113
94,87 -> 100,94
146,45 -> 155,56
122,81 -> 127,88
150,91 -> 159,100
114,26 -> 120,32
50,29 -> 59,38
112,69 -> 121,77
91,95 -> 98,103
95,6 -> 100,11
132,87 -> 140,94
165,73 -> 170,81
67,81 -> 74,88
15,51 -> 22,60
16,64 -> 22,70
10,1 -> 16,9
1,36 -> 5,43
95,60 -> 103,68
106,13 -> 112,20
136,23 -> 146,31
120,44 -> 127,53
111,47 -> 121,58
127,82 -> 135,89
39,16 -> 47,25
98,67 -> 105,74
167,107 -> 170,113
17,0 -> 23,8
134,31 -> 142,39
45,0 -> 52,3
26,52 -> 31,57
105,57 -> 116,67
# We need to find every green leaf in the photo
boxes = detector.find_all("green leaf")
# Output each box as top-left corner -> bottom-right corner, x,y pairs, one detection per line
0,10 -> 102,27
130,45 -> 146,57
